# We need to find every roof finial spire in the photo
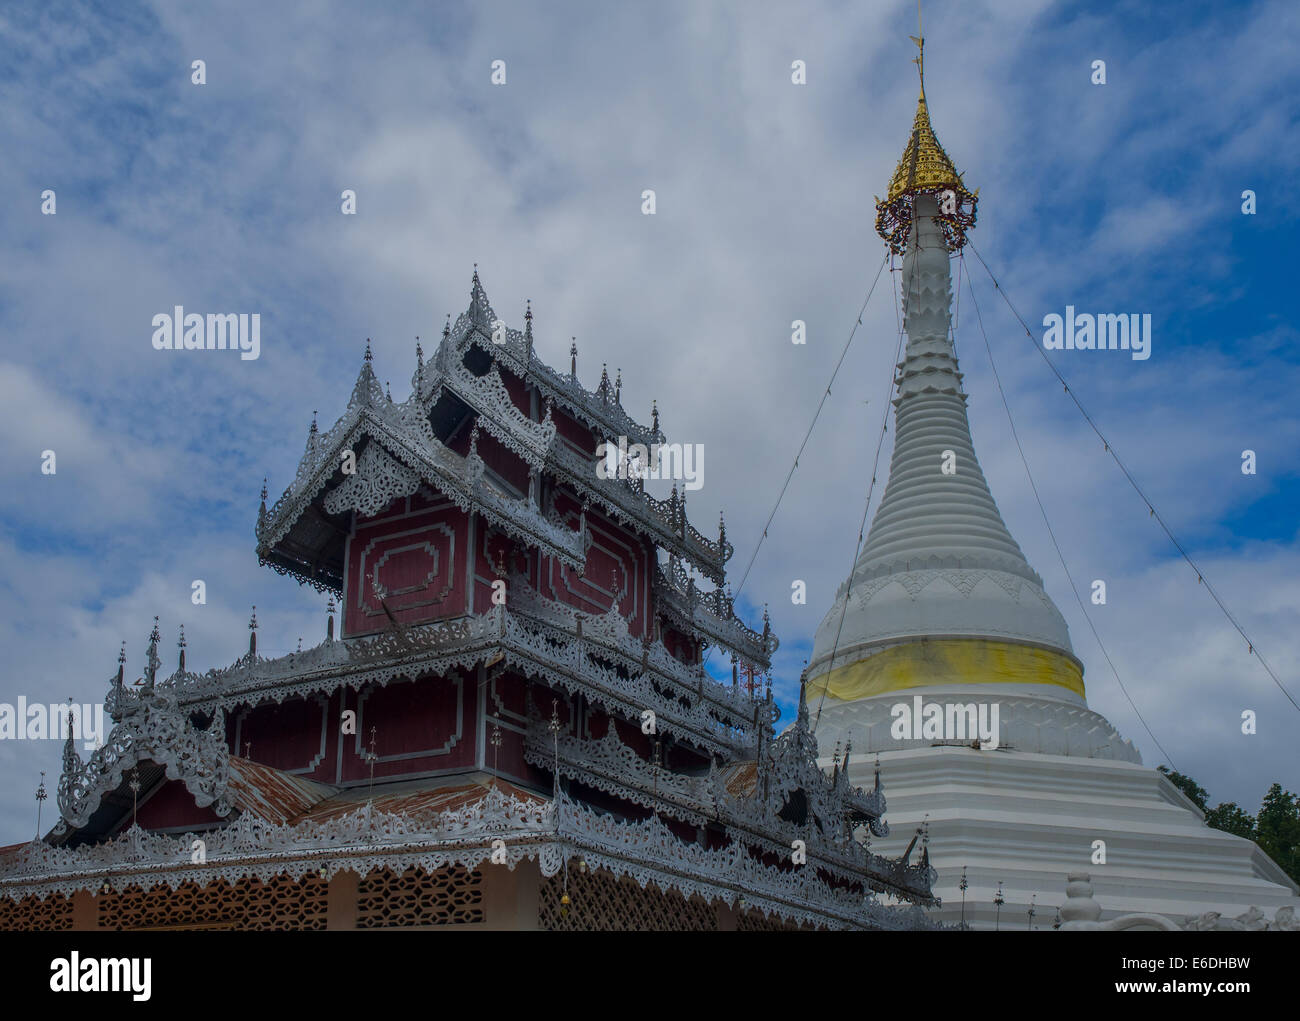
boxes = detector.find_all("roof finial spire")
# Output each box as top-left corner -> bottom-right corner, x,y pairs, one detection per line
911,0 -> 925,94
364,337 -> 372,363
570,337 -> 578,378
875,28 -> 978,254
443,314 -> 451,341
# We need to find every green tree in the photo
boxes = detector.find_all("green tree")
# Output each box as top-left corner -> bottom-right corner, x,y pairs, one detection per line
1204,802 -> 1256,840
1156,769 -> 1300,887
1157,765 -> 1209,811
1255,784 -> 1300,884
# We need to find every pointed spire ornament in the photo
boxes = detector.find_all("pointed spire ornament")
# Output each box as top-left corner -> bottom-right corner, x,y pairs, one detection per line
35,772 -> 47,839
248,606 -> 258,658
875,34 -> 977,254
443,314 -> 451,341
570,338 -> 578,379
327,595 -> 336,642
364,337 -> 372,363
113,641 -> 126,701
177,625 -> 186,673
386,380 -> 393,402
651,399 -> 660,435
524,299 -> 534,360
143,616 -> 161,690
304,412 -> 319,461
258,477 -> 268,524
469,264 -> 494,329
614,368 -> 622,404
128,765 -> 141,827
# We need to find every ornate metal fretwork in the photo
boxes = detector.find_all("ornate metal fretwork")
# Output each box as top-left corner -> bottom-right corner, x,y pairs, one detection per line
260,269 -> 732,593
4,783 -> 934,931
57,627 -> 231,834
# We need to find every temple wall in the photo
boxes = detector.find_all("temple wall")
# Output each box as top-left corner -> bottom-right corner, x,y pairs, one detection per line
228,672 -> 477,786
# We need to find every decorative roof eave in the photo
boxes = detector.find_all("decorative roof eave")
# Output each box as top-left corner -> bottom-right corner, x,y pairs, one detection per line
56,642 -> 232,835
421,292 -> 727,581
653,560 -> 775,667
456,325 -> 661,452
435,355 -> 557,471
0,787 -> 937,930
164,603 -> 764,758
258,404 -> 587,585
521,726 -> 930,905
503,577 -> 764,729
422,347 -> 730,582
546,441 -> 732,584
428,270 -> 661,451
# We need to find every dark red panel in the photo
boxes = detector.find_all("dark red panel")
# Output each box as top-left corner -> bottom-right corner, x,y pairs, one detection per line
340,674 -> 475,783
233,697 -> 332,778
344,500 -> 468,636
552,408 -> 595,452
135,779 -> 224,830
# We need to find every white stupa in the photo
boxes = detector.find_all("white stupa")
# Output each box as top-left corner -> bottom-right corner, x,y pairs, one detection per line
808,39 -> 1299,929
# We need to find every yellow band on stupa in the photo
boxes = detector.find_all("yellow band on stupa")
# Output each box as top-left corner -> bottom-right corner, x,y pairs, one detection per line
807,638 -> 1085,702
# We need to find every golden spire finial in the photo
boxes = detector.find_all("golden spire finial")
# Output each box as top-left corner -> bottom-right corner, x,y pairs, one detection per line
873,25 -> 978,255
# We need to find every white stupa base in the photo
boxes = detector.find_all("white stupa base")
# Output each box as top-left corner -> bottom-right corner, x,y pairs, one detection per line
830,745 -> 1300,930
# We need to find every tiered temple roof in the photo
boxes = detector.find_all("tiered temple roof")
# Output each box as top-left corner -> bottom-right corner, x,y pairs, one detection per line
3,270 -> 940,931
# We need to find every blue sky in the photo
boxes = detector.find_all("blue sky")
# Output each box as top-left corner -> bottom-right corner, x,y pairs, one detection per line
1,0 -> 1297,842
